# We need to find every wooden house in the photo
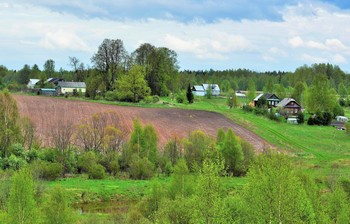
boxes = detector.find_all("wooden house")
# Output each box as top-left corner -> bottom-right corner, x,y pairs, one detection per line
277,98 -> 303,116
254,93 -> 280,108
56,81 -> 86,95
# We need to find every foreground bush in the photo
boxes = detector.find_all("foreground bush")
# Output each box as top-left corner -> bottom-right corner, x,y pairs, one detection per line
88,163 -> 106,179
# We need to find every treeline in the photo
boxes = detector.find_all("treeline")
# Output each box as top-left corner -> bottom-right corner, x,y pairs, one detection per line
1,38 -> 350,103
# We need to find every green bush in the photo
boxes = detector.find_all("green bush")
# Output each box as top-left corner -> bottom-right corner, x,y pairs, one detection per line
143,96 -> 153,104
152,95 -> 160,103
30,160 -> 63,180
297,112 -> 305,124
176,93 -> 185,103
105,91 -> 118,101
6,154 -> 27,170
78,151 -> 98,173
88,164 -> 106,179
129,157 -> 155,180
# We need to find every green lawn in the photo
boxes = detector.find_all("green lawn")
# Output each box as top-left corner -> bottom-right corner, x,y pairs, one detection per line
159,96 -> 350,178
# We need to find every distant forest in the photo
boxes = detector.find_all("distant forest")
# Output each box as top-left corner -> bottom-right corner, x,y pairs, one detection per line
0,38 -> 349,98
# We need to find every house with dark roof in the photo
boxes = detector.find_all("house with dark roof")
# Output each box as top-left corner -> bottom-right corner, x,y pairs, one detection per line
277,98 -> 303,116
56,81 -> 86,95
254,93 -> 280,108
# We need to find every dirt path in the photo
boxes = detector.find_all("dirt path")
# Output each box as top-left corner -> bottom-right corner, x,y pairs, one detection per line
14,95 -> 269,152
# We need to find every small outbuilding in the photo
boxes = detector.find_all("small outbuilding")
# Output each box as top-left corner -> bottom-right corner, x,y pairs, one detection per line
336,116 -> 348,122
56,81 -> 86,95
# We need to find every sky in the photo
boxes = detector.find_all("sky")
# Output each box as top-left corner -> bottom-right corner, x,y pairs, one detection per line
1,0 -> 350,72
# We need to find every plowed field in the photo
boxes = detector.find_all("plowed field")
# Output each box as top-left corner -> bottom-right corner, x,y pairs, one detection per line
15,95 -> 269,151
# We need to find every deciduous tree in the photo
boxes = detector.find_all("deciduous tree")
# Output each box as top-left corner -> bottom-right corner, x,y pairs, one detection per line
7,168 -> 38,224
116,65 -> 150,102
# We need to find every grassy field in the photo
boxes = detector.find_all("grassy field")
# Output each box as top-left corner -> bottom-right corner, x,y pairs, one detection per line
158,96 -> 350,178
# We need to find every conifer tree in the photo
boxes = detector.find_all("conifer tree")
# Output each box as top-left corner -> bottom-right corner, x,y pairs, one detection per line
186,83 -> 194,104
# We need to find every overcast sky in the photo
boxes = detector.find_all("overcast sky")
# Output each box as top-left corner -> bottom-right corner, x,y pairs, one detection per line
1,0 -> 350,72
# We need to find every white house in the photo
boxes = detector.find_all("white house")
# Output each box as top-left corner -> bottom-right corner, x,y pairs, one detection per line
27,79 -> 40,88
202,84 -> 220,96
192,85 -> 206,96
56,81 -> 86,95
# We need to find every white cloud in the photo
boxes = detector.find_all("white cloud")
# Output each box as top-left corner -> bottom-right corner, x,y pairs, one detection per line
2,1 -> 350,71
332,54 -> 347,64
40,30 -> 91,52
289,36 -> 304,47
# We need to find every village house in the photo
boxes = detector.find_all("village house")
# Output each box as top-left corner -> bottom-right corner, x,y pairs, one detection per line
27,79 -> 40,88
56,81 -> 86,95
192,84 -> 220,96
192,85 -> 206,96
277,98 -> 303,116
253,93 -> 280,108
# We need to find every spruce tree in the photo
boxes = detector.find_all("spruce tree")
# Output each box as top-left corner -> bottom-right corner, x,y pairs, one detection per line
186,83 -> 194,104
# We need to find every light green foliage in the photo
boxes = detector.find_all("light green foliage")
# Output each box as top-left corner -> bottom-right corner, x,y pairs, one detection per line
191,158 -> 230,223
42,186 -> 77,224
221,79 -> 231,93
226,89 -> 239,108
78,151 -> 98,173
168,158 -> 194,199
274,83 -> 286,99
221,128 -> 244,175
239,152 -> 315,223
247,79 -> 256,102
116,65 -> 151,102
338,82 -> 348,98
183,130 -> 216,171
216,128 -> 225,147
292,81 -> 306,103
0,89 -> 21,157
163,138 -> 180,165
239,138 -> 255,173
141,125 -> 158,164
305,74 -> 337,113
129,156 -> 155,180
7,168 -> 38,224
325,182 -> 350,223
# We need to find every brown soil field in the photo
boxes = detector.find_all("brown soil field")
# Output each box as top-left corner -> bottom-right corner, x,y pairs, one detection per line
14,95 -> 269,151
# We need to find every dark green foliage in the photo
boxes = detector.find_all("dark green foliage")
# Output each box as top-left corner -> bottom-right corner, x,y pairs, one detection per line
99,152 -> 119,176
163,138 -> 180,166
307,112 -> 333,126
30,160 -> 63,180
186,83 -> 194,104
242,104 -> 253,112
297,111 -> 305,124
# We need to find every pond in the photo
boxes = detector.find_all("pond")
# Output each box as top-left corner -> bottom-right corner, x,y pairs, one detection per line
74,199 -> 137,214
